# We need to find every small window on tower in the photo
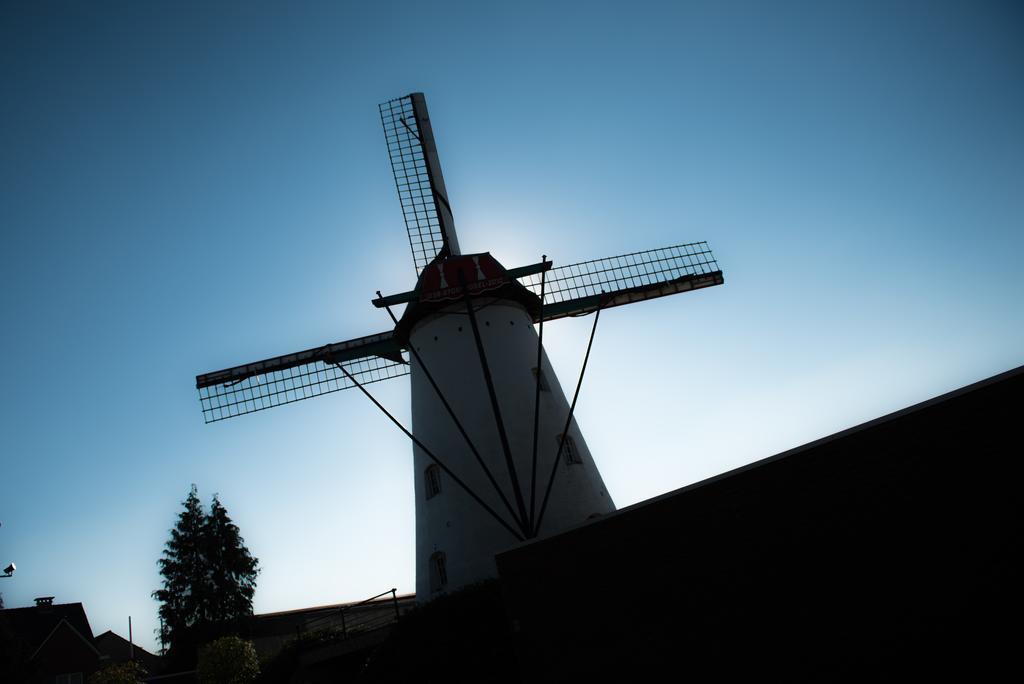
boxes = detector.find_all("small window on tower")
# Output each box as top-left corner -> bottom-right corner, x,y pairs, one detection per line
557,434 -> 583,465
430,551 -> 448,592
531,366 -> 551,392
425,465 -> 442,500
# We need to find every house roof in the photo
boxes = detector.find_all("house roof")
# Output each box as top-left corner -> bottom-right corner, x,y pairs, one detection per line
250,593 -> 416,638
254,593 -> 415,620
31,618 -> 100,660
94,630 -> 163,671
0,602 -> 95,654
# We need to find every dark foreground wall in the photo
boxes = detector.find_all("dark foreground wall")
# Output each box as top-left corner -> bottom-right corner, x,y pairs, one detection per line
497,366 -> 1023,680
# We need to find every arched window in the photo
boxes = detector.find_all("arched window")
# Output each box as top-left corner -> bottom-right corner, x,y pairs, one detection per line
429,551 -> 448,593
424,464 -> 442,500
557,433 -> 582,465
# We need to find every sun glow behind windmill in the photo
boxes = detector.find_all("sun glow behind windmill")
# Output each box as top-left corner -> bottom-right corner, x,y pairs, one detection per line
195,93 -> 724,599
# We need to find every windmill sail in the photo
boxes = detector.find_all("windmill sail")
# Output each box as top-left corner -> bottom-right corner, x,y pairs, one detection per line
380,93 -> 460,275
516,242 -> 724,321
196,331 -> 408,423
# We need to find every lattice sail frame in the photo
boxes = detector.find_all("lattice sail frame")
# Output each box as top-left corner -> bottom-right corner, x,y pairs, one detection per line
517,241 -> 722,319
380,95 -> 448,275
198,354 -> 408,423
197,241 -> 723,423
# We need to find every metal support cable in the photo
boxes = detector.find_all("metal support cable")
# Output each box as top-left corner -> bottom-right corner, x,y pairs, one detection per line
533,295 -> 604,537
528,257 -> 548,534
379,296 -> 528,535
459,271 -> 532,533
337,365 -> 525,543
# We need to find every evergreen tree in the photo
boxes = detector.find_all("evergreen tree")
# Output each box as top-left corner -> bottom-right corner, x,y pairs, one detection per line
204,495 -> 259,625
153,486 -> 259,667
153,485 -> 208,653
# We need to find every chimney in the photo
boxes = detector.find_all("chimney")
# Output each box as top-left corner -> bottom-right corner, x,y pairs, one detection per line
34,597 -> 55,609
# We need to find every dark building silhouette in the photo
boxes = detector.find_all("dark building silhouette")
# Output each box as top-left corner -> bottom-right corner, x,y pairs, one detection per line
248,592 -> 414,660
0,598 -> 101,683
497,365 -> 1023,679
93,630 -> 161,675
0,598 -> 162,683
247,591 -> 414,682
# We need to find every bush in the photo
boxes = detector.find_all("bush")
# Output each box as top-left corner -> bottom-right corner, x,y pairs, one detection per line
197,636 -> 259,684
88,661 -> 147,684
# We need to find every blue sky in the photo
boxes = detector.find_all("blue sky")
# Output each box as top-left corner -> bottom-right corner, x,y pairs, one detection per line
1,1 -> 1021,652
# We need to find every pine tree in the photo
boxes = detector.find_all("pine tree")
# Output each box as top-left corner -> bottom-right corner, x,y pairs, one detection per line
153,486 -> 259,666
204,495 -> 259,625
153,485 -> 208,653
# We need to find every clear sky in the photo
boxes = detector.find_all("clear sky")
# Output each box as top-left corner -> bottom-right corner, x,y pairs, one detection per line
1,1 -> 1021,653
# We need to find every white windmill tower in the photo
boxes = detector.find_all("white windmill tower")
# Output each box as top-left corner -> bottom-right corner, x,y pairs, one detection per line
196,93 -> 724,599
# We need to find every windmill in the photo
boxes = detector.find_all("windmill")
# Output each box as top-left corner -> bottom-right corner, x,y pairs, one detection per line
195,93 -> 724,599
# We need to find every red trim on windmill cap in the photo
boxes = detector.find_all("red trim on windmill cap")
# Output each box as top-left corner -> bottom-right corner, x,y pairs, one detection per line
418,253 -> 509,303
394,253 -> 541,343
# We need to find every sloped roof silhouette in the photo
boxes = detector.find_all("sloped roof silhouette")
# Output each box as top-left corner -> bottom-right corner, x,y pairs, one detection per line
0,601 -> 95,654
